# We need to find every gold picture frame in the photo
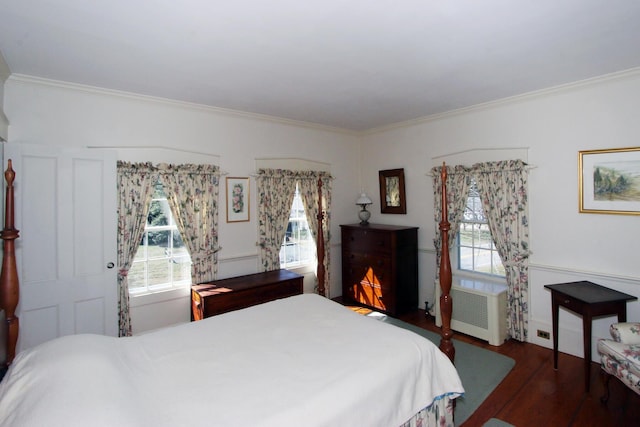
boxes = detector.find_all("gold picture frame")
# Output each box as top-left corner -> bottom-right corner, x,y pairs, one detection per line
579,147 -> 640,215
226,177 -> 250,222
379,168 -> 407,214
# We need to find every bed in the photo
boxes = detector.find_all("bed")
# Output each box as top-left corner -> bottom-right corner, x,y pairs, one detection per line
0,162 -> 462,426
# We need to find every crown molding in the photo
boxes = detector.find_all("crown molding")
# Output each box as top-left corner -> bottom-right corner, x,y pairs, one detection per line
363,67 -> 640,136
8,67 -> 640,138
7,74 -> 359,136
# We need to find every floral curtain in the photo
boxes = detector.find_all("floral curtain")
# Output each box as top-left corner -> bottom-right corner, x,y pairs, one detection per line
474,160 -> 530,341
256,169 -> 297,271
116,161 -> 159,337
160,163 -> 221,284
298,171 -> 333,297
431,164 -> 472,295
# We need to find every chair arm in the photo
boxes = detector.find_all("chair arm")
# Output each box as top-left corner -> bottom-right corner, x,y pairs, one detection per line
610,322 -> 640,344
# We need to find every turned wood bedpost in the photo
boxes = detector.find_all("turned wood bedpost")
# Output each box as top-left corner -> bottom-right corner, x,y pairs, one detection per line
438,162 -> 455,363
1,160 -> 20,366
316,177 -> 326,297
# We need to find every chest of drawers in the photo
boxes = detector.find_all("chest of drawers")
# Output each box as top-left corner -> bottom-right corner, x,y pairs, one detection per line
191,269 -> 303,320
341,223 -> 418,316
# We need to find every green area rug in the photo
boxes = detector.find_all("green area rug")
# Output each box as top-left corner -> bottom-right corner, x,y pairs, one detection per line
483,418 -> 514,427
374,314 -> 515,426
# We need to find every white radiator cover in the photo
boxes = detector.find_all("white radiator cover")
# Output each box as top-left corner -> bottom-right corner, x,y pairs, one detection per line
435,277 -> 508,346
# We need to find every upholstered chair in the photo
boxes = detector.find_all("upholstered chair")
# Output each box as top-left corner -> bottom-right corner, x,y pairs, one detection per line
597,322 -> 640,402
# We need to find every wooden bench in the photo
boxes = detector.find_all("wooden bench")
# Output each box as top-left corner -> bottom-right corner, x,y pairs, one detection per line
191,269 -> 304,320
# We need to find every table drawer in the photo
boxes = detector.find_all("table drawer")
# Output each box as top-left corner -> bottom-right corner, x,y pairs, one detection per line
555,294 -> 585,313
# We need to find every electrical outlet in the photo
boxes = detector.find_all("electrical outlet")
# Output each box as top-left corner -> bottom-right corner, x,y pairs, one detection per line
537,329 -> 550,339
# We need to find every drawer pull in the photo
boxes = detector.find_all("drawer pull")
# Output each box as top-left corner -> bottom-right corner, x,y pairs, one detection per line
564,299 -> 571,304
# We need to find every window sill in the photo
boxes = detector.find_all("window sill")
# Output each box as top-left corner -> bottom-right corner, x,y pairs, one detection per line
452,274 -> 507,296
129,286 -> 191,307
281,263 -> 315,275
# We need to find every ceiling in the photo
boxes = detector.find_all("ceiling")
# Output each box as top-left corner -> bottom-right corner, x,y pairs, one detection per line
1,1 -> 640,132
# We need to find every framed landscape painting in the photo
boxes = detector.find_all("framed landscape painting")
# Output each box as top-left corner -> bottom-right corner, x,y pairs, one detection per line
226,177 -> 250,222
579,147 -> 640,215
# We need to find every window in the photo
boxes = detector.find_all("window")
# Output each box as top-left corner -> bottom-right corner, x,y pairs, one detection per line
129,181 -> 192,294
457,178 -> 505,277
279,184 -> 315,268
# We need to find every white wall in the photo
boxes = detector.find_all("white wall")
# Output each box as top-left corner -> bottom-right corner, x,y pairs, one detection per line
0,51 -> 10,141
4,75 -> 361,334
4,69 -> 640,361
360,69 -> 640,360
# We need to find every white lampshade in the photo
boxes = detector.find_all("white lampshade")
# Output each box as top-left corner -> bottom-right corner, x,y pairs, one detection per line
356,193 -> 372,205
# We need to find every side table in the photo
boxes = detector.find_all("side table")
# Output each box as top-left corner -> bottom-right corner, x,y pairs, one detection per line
544,280 -> 637,392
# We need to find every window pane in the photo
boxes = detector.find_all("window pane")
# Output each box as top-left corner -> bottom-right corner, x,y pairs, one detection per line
133,237 -> 146,261
147,259 -> 170,286
280,185 -> 315,268
129,181 -> 193,294
128,262 -> 146,289
457,178 -> 504,278
147,199 -> 172,226
474,248 -> 493,273
492,252 -> 505,276
459,246 -> 473,270
147,230 -> 169,256
477,224 -> 493,249
172,233 -> 189,256
172,256 -> 192,282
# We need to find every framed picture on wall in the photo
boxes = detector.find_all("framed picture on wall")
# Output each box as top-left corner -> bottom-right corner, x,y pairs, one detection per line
579,147 -> 640,215
379,168 -> 407,214
226,177 -> 250,222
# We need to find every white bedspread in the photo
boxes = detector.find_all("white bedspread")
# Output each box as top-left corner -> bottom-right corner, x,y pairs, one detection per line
0,294 -> 463,427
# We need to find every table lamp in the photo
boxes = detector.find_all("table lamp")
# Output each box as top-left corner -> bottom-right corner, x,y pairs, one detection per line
356,193 -> 372,225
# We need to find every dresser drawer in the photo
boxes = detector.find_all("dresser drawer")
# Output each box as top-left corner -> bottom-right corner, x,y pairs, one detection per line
347,281 -> 396,313
342,229 -> 392,255
343,263 -> 392,290
341,251 -> 390,270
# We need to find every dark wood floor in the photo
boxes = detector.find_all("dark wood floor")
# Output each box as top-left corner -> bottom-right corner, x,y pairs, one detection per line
396,309 -> 640,427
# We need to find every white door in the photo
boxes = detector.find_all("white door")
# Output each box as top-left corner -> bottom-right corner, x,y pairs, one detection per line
4,143 -> 117,352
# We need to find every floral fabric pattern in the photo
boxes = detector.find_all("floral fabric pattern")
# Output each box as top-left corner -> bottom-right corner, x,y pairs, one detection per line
116,161 -> 159,337
431,164 -> 472,288
599,322 -> 640,396
474,160 -> 530,342
298,171 -> 332,297
160,163 -> 221,284
399,397 -> 455,427
256,168 -> 333,296
231,183 -> 244,213
256,169 -> 297,271
611,322 -> 640,344
431,160 -> 530,342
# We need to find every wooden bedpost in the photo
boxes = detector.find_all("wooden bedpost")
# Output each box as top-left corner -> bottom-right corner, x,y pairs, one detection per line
316,177 -> 326,297
1,160 -> 20,366
438,162 -> 455,363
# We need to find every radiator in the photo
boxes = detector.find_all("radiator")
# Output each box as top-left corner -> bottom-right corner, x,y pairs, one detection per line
434,277 -> 508,346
